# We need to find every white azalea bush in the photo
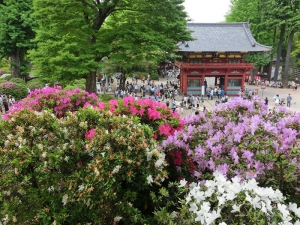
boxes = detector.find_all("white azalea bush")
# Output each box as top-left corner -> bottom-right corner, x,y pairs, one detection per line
154,172 -> 300,225
0,108 -> 168,224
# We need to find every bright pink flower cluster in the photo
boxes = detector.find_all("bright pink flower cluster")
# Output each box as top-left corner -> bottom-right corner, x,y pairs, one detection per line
85,128 -> 96,140
106,96 -> 184,140
7,87 -> 103,117
5,91 -> 182,142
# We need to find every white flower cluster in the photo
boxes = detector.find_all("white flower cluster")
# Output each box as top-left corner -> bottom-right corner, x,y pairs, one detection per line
181,171 -> 300,225
145,147 -> 166,168
112,165 -> 122,174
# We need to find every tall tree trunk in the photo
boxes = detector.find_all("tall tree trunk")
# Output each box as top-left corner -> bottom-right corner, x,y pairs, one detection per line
10,48 -> 21,78
274,24 -> 285,81
86,71 -> 97,93
267,27 -> 277,81
283,31 -> 295,88
119,71 -> 127,90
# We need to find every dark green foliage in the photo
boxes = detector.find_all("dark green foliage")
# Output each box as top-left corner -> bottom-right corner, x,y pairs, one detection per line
225,0 -> 274,46
30,0 -> 191,93
0,0 -> 36,78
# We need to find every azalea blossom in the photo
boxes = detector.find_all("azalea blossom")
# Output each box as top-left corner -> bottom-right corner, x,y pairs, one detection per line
146,175 -> 153,185
181,172 -> 299,224
62,194 -> 68,206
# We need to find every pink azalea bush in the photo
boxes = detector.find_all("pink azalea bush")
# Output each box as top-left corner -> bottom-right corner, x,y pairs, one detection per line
162,97 -> 300,203
7,87 -> 104,117
106,96 -> 184,141
6,91 -> 183,141
0,81 -> 28,100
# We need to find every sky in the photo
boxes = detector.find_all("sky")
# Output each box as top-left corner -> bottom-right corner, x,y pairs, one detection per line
182,0 -> 232,23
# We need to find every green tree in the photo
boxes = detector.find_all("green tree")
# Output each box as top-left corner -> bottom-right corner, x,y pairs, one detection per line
30,0 -> 191,93
282,0 -> 300,87
99,1 -> 191,89
291,33 -> 300,66
225,0 -> 273,45
227,0 -> 300,83
260,0 -> 300,82
226,0 -> 275,81
0,0 -> 36,78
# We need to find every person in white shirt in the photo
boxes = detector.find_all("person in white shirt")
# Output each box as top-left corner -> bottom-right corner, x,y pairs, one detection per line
274,94 -> 280,106
8,95 -> 15,106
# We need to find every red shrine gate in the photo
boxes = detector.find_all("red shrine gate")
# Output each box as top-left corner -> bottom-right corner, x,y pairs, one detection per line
178,60 -> 253,96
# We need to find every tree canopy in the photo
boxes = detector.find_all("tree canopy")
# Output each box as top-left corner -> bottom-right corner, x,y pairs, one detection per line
30,0 -> 191,93
226,0 -> 300,83
0,0 -> 36,78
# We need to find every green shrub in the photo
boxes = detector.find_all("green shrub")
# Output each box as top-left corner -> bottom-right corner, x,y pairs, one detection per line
63,79 -> 86,90
26,79 -> 45,91
150,73 -> 159,80
99,93 -> 114,102
1,74 -> 11,81
0,108 -> 167,224
0,82 -> 28,100
72,79 -> 86,90
10,78 -> 25,84
63,85 -> 78,90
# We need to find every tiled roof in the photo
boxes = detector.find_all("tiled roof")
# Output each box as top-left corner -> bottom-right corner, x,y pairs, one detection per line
178,22 -> 272,53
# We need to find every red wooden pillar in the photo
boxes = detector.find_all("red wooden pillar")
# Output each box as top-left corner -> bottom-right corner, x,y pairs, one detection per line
180,68 -> 184,93
181,67 -> 188,94
184,69 -> 188,94
242,71 -> 245,90
224,72 -> 228,94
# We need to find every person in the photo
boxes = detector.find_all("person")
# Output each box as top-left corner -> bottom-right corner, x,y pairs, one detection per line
220,89 -> 224,97
217,88 -> 221,99
274,94 -> 280,106
200,95 -> 204,106
8,95 -> 15,106
191,104 -> 195,115
287,94 -> 292,107
265,97 -> 268,105
2,94 -> 9,112
248,90 -> 252,99
224,96 -> 228,103
172,99 -> 177,113
210,89 -> 214,100
195,110 -> 200,115
180,102 -> 184,114
183,95 -> 188,108
195,96 -> 199,108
